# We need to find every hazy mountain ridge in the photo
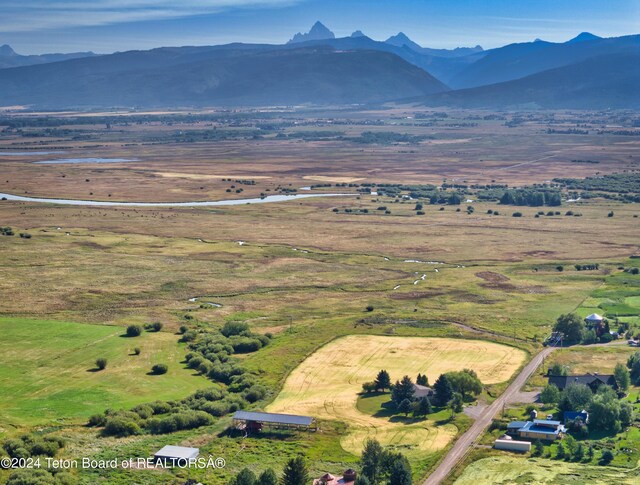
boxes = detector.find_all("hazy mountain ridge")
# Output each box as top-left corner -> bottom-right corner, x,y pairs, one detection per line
448,33 -> 640,88
420,52 -> 640,109
0,44 -> 96,69
0,46 -> 448,108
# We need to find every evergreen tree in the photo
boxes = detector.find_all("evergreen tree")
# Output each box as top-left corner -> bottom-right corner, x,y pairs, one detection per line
258,469 -> 278,485
587,445 -> 594,461
233,468 -> 257,485
361,439 -> 384,484
574,443 -> 584,462
391,376 -> 415,407
375,370 -> 391,392
354,476 -> 370,485
414,397 -> 432,417
387,455 -> 412,485
532,440 -> 544,457
281,456 -> 308,485
433,374 -> 453,406
556,442 -> 565,460
398,398 -> 412,416
416,373 -> 428,386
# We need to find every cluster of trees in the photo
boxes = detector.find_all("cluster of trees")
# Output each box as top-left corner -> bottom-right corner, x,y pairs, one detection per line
182,321 -> 271,390
535,435 -> 613,465
552,313 -> 614,346
2,435 -> 65,460
574,263 -> 599,271
358,439 -> 412,485
540,381 -> 633,435
554,173 -> 640,196
89,385 -> 251,437
350,131 -> 430,145
499,189 -> 562,207
363,369 -> 482,420
627,351 -> 640,385
1,226 -> 14,236
229,440 -> 413,485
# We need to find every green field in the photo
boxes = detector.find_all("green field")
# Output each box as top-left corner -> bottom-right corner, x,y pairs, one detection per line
0,317 -> 207,429
454,456 -> 640,485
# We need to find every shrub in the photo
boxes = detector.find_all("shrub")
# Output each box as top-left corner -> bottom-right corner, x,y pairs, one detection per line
151,364 -> 168,375
243,385 -> 268,403
600,449 -> 614,465
88,414 -> 107,427
126,325 -> 142,337
95,358 -> 107,370
230,337 -> 263,353
179,325 -> 189,334
133,347 -> 141,355
221,321 -> 250,337
103,417 -> 140,437
512,212 -> 523,217
366,305 -> 374,312
556,265 -> 564,272
146,321 -> 163,332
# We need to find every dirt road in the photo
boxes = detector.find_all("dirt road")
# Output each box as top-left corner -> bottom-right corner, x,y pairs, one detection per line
423,346 -> 557,485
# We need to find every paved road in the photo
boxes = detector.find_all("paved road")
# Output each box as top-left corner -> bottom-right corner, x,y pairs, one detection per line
423,346 -> 557,485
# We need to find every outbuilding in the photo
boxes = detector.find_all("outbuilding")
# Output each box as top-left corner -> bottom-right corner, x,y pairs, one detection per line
153,445 -> 199,466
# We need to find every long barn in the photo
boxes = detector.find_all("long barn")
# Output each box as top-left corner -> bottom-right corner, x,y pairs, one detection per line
232,410 -> 317,432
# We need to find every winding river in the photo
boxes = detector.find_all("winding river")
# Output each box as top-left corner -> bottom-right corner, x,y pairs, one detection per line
0,192 -> 355,207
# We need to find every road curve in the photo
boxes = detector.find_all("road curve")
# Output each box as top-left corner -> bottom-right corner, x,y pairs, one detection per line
423,346 -> 557,485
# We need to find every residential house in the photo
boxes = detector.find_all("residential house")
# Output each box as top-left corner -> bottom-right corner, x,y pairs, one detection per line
548,373 -> 618,392
507,419 -> 566,441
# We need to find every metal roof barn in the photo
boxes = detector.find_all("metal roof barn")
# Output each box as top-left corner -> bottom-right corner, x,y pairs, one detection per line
232,410 -> 316,431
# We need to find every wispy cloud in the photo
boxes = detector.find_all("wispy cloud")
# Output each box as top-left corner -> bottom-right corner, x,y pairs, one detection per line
0,0 -> 301,32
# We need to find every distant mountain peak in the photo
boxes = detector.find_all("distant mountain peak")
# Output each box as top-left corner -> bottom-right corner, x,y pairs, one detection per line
385,32 -> 422,50
0,44 -> 17,57
567,32 -> 602,43
350,30 -> 366,38
287,21 -> 335,44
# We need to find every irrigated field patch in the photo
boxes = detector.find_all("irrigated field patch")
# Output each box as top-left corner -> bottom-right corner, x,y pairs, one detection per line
268,336 -> 526,458
0,317 -> 207,428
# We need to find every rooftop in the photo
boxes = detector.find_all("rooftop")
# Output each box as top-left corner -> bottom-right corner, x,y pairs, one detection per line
154,445 -> 199,460
233,410 -> 314,427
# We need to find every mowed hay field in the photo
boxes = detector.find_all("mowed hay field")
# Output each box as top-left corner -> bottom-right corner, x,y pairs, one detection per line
453,456 -> 640,485
0,317 -> 207,428
268,335 -> 526,458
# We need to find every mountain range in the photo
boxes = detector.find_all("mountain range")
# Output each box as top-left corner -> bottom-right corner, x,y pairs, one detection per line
0,44 -> 96,69
0,22 -> 638,109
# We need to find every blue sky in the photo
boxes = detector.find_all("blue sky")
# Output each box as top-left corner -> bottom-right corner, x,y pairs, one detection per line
1,0 -> 638,54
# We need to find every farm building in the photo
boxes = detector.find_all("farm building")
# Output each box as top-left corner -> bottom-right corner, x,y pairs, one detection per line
507,419 -> 566,441
413,383 -> 435,398
232,410 -> 317,432
548,373 -> 618,392
585,313 -> 604,325
494,438 -> 531,452
313,469 -> 357,484
153,445 -> 199,465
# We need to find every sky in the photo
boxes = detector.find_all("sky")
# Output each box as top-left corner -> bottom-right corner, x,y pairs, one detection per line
1,0 -> 639,55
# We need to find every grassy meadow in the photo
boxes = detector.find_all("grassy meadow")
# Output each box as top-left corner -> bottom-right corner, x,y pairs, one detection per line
0,108 -> 638,483
0,317 -> 207,429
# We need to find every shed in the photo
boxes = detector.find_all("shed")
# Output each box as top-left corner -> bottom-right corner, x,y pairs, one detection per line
494,439 -> 531,452
153,445 -> 199,465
